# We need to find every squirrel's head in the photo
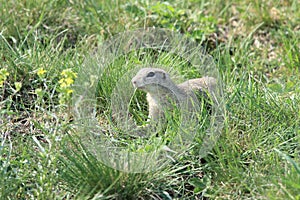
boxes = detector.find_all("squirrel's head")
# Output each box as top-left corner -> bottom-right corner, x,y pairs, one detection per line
131,68 -> 171,92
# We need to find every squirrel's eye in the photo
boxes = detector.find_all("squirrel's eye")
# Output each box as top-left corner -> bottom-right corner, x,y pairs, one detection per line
146,72 -> 155,77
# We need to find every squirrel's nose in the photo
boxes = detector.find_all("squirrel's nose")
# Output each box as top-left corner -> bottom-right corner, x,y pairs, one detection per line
132,79 -> 138,86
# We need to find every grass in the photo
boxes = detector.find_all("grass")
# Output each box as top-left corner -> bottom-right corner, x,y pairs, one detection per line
0,0 -> 299,199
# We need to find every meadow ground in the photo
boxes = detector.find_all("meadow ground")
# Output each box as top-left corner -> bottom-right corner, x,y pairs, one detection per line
0,0 -> 299,199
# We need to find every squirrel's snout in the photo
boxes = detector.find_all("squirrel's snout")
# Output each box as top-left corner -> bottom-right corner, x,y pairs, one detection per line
132,79 -> 145,90
131,78 -> 139,88
131,79 -> 137,86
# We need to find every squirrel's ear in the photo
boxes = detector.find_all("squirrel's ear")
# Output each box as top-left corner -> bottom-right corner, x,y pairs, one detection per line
162,72 -> 166,79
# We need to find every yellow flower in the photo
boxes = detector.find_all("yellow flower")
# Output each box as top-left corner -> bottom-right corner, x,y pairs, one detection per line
58,68 -> 77,105
65,77 -> 74,86
37,68 -> 47,78
66,89 -> 73,94
58,79 -> 67,88
61,69 -> 77,79
59,77 -> 74,88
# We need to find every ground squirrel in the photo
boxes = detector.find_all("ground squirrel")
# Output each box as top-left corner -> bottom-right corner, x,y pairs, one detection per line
131,68 -> 217,122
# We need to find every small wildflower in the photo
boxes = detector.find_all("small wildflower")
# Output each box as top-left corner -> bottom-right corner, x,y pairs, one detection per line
58,68 -> 77,105
61,69 -> 77,79
37,68 -> 47,79
58,79 -> 67,88
66,89 -> 73,94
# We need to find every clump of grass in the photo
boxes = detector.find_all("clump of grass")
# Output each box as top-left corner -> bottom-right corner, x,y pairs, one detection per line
60,133 -> 211,199
0,128 -> 63,199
